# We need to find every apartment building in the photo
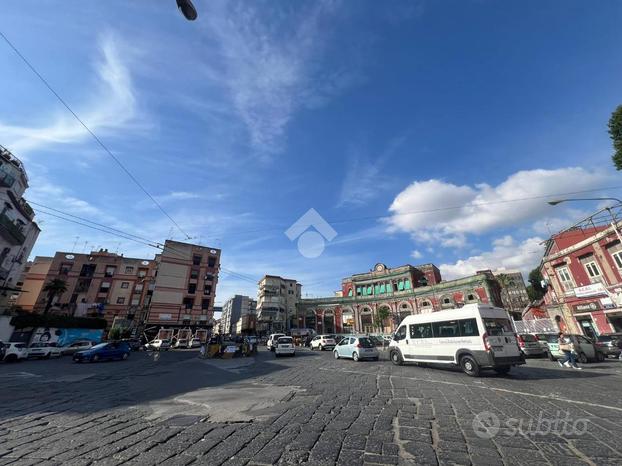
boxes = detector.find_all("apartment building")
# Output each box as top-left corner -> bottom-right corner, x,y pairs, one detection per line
147,240 -> 221,330
221,294 -> 257,335
0,145 -> 40,309
492,270 -> 531,319
22,249 -> 156,325
14,257 -> 53,311
256,275 -> 301,333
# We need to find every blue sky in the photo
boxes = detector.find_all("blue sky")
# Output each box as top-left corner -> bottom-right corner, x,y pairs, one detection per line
1,1 -> 622,304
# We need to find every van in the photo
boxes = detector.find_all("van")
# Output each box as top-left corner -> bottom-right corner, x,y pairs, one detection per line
267,334 -> 286,351
389,304 -> 525,376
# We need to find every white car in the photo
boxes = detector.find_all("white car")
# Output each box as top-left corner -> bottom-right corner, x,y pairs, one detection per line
310,335 -> 336,351
3,342 -> 28,362
188,338 -> 201,348
275,336 -> 296,357
146,339 -> 171,351
61,340 -> 95,355
28,342 -> 62,359
389,303 -> 525,377
267,333 -> 286,351
174,339 -> 188,349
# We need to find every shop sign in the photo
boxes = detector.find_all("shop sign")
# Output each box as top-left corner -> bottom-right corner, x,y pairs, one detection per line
600,297 -> 616,309
572,302 -> 600,313
574,283 -> 607,298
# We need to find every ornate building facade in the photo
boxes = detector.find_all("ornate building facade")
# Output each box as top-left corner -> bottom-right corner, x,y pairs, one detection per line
295,263 -> 503,334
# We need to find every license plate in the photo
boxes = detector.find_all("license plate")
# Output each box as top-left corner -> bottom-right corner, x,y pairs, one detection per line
492,346 -> 504,351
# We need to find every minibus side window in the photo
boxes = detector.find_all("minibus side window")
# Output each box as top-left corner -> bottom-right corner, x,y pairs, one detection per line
432,320 -> 459,338
410,323 -> 433,339
460,318 -> 479,337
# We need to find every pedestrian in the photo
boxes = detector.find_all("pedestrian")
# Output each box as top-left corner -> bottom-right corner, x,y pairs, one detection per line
557,332 -> 582,370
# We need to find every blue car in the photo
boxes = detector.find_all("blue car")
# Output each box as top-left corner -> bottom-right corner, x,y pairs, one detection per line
73,341 -> 131,363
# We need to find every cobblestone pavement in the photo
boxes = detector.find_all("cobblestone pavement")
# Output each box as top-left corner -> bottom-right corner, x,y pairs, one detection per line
1,347 -> 622,465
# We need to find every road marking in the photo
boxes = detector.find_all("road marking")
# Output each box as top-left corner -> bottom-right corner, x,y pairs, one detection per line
319,366 -> 622,413
0,371 -> 40,379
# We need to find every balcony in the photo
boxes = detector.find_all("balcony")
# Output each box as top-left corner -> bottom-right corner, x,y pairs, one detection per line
0,212 -> 25,245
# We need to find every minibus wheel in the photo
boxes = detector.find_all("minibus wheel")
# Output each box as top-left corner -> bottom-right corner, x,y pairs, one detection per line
460,355 -> 480,377
390,350 -> 403,366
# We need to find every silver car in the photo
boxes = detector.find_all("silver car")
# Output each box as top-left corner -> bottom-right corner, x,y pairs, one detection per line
333,335 -> 379,362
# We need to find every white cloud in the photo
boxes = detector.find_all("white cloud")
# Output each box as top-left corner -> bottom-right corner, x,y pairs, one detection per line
202,0 -> 354,157
439,236 -> 545,280
387,167 -> 613,247
411,250 -> 422,259
0,33 -> 141,156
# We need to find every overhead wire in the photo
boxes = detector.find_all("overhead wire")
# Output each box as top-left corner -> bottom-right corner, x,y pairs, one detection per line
0,29 -> 191,240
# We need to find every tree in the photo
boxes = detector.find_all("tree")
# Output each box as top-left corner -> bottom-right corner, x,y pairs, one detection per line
526,267 -> 546,301
609,105 -> 622,170
495,273 -> 516,314
108,327 -> 121,341
375,307 -> 391,332
42,279 -> 68,315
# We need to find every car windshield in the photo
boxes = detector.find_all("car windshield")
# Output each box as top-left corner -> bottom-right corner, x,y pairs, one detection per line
321,335 -> 333,340
483,318 -> 512,336
546,335 -> 559,343
91,343 -> 109,350
357,337 -> 375,348
278,337 -> 293,343
597,335 -> 614,342
520,334 -> 537,342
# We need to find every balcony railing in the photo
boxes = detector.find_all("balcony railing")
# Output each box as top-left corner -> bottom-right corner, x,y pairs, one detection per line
0,212 -> 25,245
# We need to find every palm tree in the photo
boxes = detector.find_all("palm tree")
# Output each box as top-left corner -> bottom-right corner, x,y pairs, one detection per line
42,279 -> 68,315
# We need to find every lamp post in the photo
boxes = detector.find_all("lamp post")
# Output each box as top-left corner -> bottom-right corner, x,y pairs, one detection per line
548,197 -> 622,243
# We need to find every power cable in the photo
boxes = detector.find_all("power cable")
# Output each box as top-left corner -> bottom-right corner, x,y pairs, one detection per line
0,30 -> 191,240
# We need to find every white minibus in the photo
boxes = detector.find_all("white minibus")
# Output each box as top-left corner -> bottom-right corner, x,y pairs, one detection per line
388,303 -> 524,376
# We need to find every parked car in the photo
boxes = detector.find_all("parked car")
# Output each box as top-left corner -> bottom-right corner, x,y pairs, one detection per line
188,338 -> 201,348
145,339 -> 171,351
595,333 -> 622,358
28,342 -> 62,359
122,338 -> 142,351
0,341 -> 6,360
174,338 -> 188,349
3,343 -> 28,362
517,334 -> 545,357
275,336 -> 296,357
389,304 -> 525,376
61,340 -> 95,355
533,333 -> 557,352
547,334 -> 605,363
267,334 -> 286,351
333,336 -> 379,361
73,341 -> 131,363
310,335 -> 336,351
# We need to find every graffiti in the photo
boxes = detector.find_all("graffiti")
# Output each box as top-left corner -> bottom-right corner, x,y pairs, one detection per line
30,327 -> 103,346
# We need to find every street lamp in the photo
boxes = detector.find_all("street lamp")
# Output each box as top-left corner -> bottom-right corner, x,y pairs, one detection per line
548,197 -> 622,243
176,0 -> 198,21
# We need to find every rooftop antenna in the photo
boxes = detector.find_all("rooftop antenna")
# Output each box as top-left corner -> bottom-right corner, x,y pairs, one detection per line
71,236 -> 80,253
82,241 -> 89,253
167,227 -> 175,241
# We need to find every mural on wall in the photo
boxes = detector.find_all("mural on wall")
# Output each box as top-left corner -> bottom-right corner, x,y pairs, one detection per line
31,327 -> 104,346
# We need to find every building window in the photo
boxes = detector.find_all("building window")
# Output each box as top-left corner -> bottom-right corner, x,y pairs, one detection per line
584,261 -> 602,283
204,285 -> 212,295
121,282 -> 129,289
205,273 -> 213,281
116,297 -> 125,304
208,256 -> 216,267
188,283 -> 196,294
356,287 -> 362,296
555,266 -> 574,292
466,293 -> 477,302
105,266 -> 116,277
404,279 -> 411,290
99,282 -> 111,293
421,300 -> 431,307
125,266 -> 134,274
193,255 -> 202,266
131,298 -> 140,306
190,269 -> 199,279
612,251 -> 622,269
202,298 -> 210,310
59,263 -> 72,275
138,269 -> 147,278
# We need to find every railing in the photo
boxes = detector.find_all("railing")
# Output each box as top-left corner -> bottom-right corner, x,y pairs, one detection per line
0,211 -> 25,244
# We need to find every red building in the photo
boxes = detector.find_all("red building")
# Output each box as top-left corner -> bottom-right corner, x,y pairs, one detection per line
541,206 -> 622,338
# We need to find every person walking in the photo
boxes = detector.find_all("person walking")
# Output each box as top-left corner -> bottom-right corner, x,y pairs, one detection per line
557,332 -> 582,370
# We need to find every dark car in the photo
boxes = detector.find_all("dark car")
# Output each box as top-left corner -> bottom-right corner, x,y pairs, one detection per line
595,333 -> 622,358
0,341 -> 5,361
121,338 -> 142,351
73,341 -> 131,363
